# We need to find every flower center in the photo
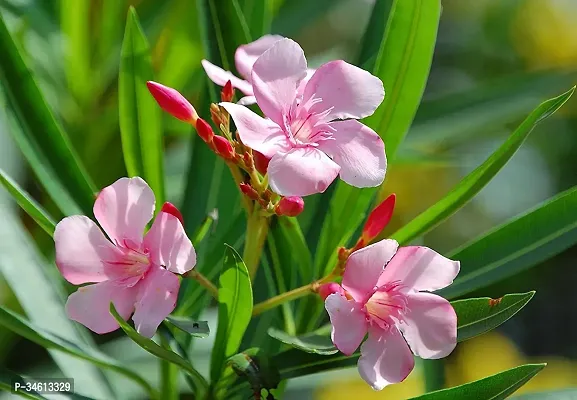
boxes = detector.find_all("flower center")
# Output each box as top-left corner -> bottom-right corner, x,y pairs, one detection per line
364,281 -> 409,330
106,241 -> 151,286
284,96 -> 335,147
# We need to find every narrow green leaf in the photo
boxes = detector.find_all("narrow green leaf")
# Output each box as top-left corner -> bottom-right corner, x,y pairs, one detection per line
364,0 -> 441,160
271,0 -> 347,36
109,303 -> 208,396
512,389 -> 577,399
278,216 -> 314,281
210,245 -> 253,382
273,349 -> 359,380
0,12 -> 96,213
119,7 -> 164,203
357,0 -> 394,71
454,292 -> 535,342
0,168 -> 57,236
0,368 -> 48,399
0,306 -> 156,398
409,364 -> 546,400
268,327 -> 337,355
392,86 -> 575,246
242,0 -> 273,38
440,184 -> 577,299
165,316 -> 210,338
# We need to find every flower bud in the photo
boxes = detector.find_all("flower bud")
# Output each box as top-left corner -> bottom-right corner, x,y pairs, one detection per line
221,80 -> 235,102
196,118 -> 214,143
253,151 -> 270,175
243,152 -> 254,170
161,202 -> 185,227
318,283 -> 345,300
146,81 -> 198,123
239,183 -> 259,201
275,196 -> 304,217
362,193 -> 396,243
213,136 -> 235,160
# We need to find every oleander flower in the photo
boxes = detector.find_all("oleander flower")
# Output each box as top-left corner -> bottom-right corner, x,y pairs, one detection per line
54,177 -> 196,337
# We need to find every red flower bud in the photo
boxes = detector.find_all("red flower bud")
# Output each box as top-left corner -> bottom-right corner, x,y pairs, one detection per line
275,196 -> 304,217
318,283 -> 345,300
161,202 -> 185,227
253,151 -> 270,175
146,81 -> 198,123
221,80 -> 235,102
196,118 -> 214,143
213,136 -> 235,159
362,193 -> 396,243
239,183 -> 259,201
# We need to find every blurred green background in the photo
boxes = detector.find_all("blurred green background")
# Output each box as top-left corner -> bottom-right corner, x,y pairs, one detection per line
0,0 -> 576,398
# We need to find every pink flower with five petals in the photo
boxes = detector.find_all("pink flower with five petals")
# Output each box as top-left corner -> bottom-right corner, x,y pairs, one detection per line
325,239 -> 459,390
54,177 -> 196,338
221,38 -> 387,196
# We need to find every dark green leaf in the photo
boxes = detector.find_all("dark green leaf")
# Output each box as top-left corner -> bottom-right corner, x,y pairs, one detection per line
268,327 -> 337,355
271,0 -> 346,36
273,349 -> 359,380
357,0 -> 394,71
0,368 -> 48,399
165,316 -> 210,338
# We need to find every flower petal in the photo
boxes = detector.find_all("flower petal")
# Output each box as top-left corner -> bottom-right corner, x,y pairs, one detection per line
319,120 -> 386,188
54,216 -> 122,285
132,266 -> 180,338
143,211 -> 196,275
302,60 -> 384,120
325,293 -> 368,356
377,246 -> 460,292
66,281 -> 137,334
268,147 -> 340,196
342,239 -> 399,303
235,34 -> 284,81
200,59 -> 254,96
358,326 -> 415,391
237,95 -> 257,106
219,102 -> 289,157
93,177 -> 155,248
400,292 -> 457,359
251,38 -> 308,126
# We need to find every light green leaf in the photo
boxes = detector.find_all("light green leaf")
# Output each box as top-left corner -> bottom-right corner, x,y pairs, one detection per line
0,168 -> 56,236
392,86 -> 575,246
268,327 -> 337,355
109,303 -> 208,397
453,292 -> 535,342
440,184 -> 577,299
409,364 -> 545,400
165,316 -> 210,338
119,7 -> 164,204
512,389 -> 577,399
210,245 -> 253,382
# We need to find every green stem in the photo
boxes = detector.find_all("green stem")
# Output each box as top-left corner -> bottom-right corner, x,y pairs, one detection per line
159,335 -> 179,400
423,359 -> 446,392
243,209 -> 269,280
185,270 -> 219,299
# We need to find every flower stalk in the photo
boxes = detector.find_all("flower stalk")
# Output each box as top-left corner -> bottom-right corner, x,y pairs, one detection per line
185,270 -> 219,300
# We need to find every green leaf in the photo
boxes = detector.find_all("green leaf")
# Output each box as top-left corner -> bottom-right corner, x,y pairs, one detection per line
273,349 -> 359,380
109,303 -> 208,396
0,168 -> 57,236
512,389 -> 577,399
271,0 -> 347,36
409,364 -> 546,400
0,306 -> 156,398
277,216 -> 314,282
241,0 -> 273,39
0,11 -> 96,214
165,316 -> 210,338
210,245 -> 253,382
0,368 -> 48,399
268,327 -> 337,355
440,184 -> 577,299
392,86 -> 575,246
119,7 -> 164,204
357,0 -> 394,71
364,0 -> 441,160
454,292 -> 535,342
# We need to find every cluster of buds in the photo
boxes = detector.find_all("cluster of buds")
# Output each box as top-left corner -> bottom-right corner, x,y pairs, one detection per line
146,80 -> 304,217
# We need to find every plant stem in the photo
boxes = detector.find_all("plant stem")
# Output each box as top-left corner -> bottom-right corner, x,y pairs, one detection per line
423,359 -> 446,392
243,209 -> 269,280
185,270 -> 219,300
226,161 -> 252,214
159,335 -> 179,400
252,284 -> 315,316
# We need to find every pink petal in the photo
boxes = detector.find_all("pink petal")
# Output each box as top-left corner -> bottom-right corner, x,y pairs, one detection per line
54,216 -> 122,285
319,120 -> 386,188
200,59 -> 254,96
251,38 -> 308,126
358,326 -> 415,391
377,246 -> 460,292
132,266 -> 180,338
235,34 -> 284,81
302,60 -> 384,120
400,292 -> 457,359
325,294 -> 368,356
296,68 -> 316,97
143,211 -> 196,275
93,177 -> 155,249
65,281 -> 138,334
268,147 -> 340,196
342,239 -> 399,303
237,95 -> 257,106
219,102 -> 289,158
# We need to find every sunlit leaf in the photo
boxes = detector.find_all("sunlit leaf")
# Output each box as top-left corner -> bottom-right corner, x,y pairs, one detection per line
268,327 -> 337,355
165,316 -> 210,338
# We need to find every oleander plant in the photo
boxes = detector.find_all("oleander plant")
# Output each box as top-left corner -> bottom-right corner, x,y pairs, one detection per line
0,1 -> 576,399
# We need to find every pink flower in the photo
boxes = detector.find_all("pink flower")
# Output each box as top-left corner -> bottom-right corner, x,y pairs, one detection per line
325,239 -> 459,390
201,35 -> 314,105
220,38 -> 387,197
54,177 -> 196,338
